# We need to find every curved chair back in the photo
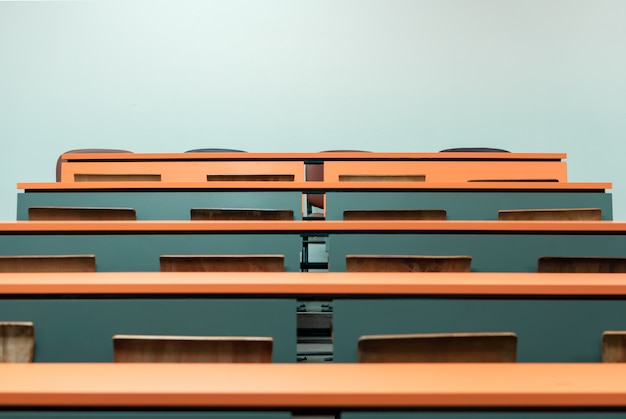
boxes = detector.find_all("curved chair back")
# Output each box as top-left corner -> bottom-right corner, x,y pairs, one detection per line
56,149 -> 132,182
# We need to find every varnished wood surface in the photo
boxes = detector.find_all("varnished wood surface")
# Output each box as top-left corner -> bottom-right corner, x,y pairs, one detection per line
18,181 -> 611,191
602,331 -> 626,362
339,174 -> 426,182
358,332 -> 517,363
160,255 -> 285,272
2,272 -> 626,296
0,255 -> 96,272
2,220 -> 626,233
0,322 -> 34,363
28,206 -> 136,221
113,335 -> 273,363
2,363 -> 626,408
346,255 -> 471,272
75,174 -> 161,182
191,208 -> 294,221
538,256 -> 626,273
498,208 -> 602,221
343,209 -> 446,220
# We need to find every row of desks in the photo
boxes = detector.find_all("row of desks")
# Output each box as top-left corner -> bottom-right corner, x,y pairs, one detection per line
17,181 -> 613,220
1,220 -> 625,272
2,272 -> 626,363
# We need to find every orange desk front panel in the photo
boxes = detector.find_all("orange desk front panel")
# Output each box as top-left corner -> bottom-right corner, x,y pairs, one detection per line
0,363 -> 625,409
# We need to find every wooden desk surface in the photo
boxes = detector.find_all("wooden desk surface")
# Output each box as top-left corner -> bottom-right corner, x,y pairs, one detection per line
62,151 -> 567,162
2,272 -> 626,296
18,181 -> 611,191
1,220 -> 625,233
0,363 -> 624,408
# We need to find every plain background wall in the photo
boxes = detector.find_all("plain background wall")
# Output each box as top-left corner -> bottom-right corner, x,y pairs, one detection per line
1,0 -> 625,220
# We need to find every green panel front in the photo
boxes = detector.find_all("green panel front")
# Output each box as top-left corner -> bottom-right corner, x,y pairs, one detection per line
0,233 -> 301,272
0,298 -> 296,362
0,413 -> 289,419
342,412 -> 626,418
333,298 -> 626,362
17,191 -> 303,220
328,233 -> 626,271
326,191 -> 613,220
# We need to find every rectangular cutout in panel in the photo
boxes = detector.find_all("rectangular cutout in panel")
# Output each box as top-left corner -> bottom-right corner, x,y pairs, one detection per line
160,255 -> 284,272
0,255 -> 96,272
0,321 -> 35,363
28,206 -> 136,221
206,174 -> 295,182
358,332 -> 517,363
346,255 -> 471,272
343,209 -> 446,221
113,335 -> 273,363
191,208 -> 294,221
538,256 -> 626,273
499,208 -> 601,221
339,174 -> 425,182
74,174 -> 161,182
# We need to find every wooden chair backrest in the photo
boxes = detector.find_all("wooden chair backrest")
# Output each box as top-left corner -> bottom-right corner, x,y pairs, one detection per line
28,207 -> 136,221
346,255 -> 471,272
538,257 -> 626,273
113,335 -> 273,363
0,255 -> 96,272
191,208 -> 294,221
0,322 -> 34,363
499,208 -> 601,221
160,255 -> 284,272
602,331 -> 626,362
343,209 -> 446,221
358,332 -> 517,362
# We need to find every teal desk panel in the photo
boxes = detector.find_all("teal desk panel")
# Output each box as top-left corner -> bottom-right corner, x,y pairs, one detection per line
17,191 -> 303,220
0,233 -> 301,272
0,298 -> 295,362
343,412 -> 626,418
328,233 -> 626,271
333,298 -> 626,362
325,191 -> 613,220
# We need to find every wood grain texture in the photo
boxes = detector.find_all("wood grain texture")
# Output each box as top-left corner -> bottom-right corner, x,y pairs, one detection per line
113,335 -> 273,363
346,255 -> 471,272
0,322 -> 34,363
538,257 -> 626,273
75,174 -> 161,182
358,332 -> 517,363
499,208 -> 601,221
28,206 -> 136,221
602,331 -> 626,362
206,174 -> 294,182
339,174 -> 425,182
343,209 -> 446,221
191,208 -> 294,221
160,255 -> 284,272
0,255 -> 96,272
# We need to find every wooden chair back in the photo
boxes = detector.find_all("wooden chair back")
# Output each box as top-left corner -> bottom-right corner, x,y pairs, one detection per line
498,208 -> 601,221
191,208 -> 294,221
160,255 -> 284,272
358,332 -> 517,362
538,257 -> 626,273
113,335 -> 273,363
28,206 -> 136,221
0,322 -> 34,363
343,209 -> 446,221
602,331 -> 626,362
346,255 -> 471,272
0,255 -> 96,272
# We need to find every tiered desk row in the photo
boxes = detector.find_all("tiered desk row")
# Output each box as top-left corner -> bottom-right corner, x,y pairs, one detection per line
2,151 -> 626,417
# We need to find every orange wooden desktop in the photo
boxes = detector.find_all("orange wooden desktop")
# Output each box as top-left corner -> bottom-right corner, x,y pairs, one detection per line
0,363 -> 625,408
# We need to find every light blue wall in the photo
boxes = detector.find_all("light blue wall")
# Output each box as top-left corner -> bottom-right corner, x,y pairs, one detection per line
1,0 -> 625,220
